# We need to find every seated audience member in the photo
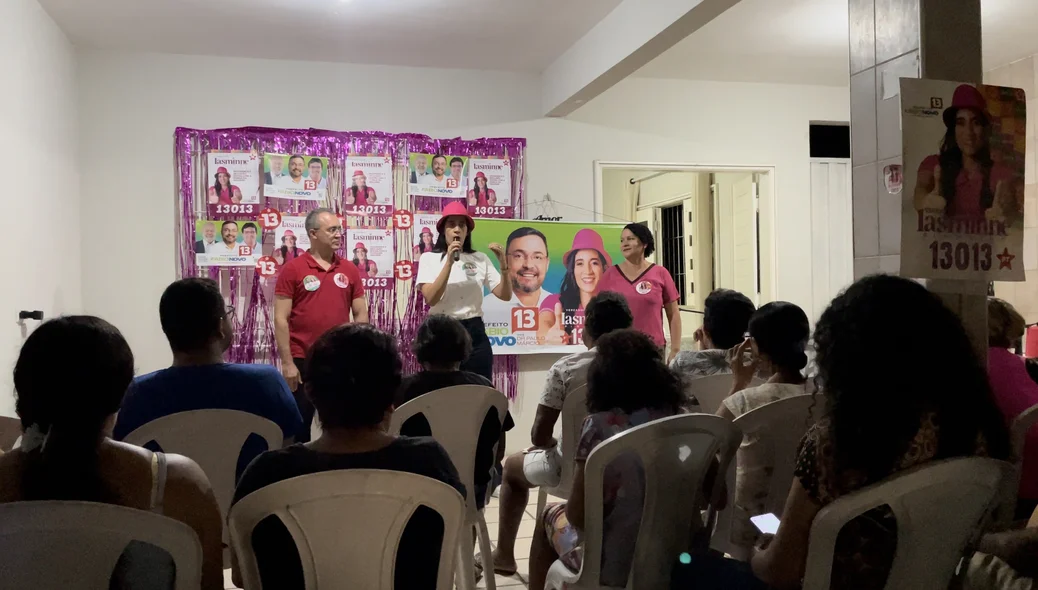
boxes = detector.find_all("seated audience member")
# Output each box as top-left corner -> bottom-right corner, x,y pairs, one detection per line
744,275 -> 1010,590
492,291 -> 633,575
0,316 -> 223,589
716,301 -> 811,550
231,324 -> 464,590
988,297 -> 1038,520
114,278 -> 302,479
671,289 -> 755,379
964,506 -> 1038,590
395,314 -> 515,511
529,329 -> 685,590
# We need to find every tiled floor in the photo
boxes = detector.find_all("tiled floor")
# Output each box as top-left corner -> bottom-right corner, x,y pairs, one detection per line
224,493 -> 548,589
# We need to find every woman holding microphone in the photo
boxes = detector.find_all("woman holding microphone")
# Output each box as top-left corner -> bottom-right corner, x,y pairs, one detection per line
599,223 -> 682,362
416,202 -> 511,380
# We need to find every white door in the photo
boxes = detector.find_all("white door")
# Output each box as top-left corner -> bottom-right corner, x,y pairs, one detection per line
809,159 -> 853,320
731,176 -> 759,304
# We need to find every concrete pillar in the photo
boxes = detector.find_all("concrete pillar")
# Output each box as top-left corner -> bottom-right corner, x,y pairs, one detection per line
848,0 -> 987,356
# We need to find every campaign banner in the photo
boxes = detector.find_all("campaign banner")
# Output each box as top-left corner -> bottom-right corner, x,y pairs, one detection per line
263,153 -> 329,201
473,219 -> 626,354
272,215 -> 309,268
195,220 -> 262,267
412,213 -> 440,261
409,153 -> 468,199
344,154 -> 394,215
347,227 -> 395,290
207,151 -> 261,218
466,158 -> 513,218
901,79 -> 1026,281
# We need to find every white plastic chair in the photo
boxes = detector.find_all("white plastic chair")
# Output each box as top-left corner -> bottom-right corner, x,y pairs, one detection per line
712,394 -> 821,559
0,500 -> 202,589
996,402 -> 1038,525
535,383 -> 589,518
228,469 -> 465,590
545,413 -> 741,590
123,409 -> 283,565
0,415 -> 21,451
687,374 -> 764,414
802,457 -> 1011,590
389,385 -> 508,590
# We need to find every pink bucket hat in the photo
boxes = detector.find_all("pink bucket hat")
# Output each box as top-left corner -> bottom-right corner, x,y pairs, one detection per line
419,226 -> 433,236
352,170 -> 366,179
353,242 -> 367,252
563,229 -> 612,266
436,201 -> 474,232
475,172 -> 487,180
283,230 -> 295,238
944,84 -> 989,126
216,167 -> 229,175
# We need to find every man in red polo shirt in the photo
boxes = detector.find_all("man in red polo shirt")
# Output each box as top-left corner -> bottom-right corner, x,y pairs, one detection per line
275,207 -> 367,441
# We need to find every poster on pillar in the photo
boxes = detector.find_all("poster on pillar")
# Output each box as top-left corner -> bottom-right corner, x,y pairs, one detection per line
900,78 -> 1026,281
470,219 -> 626,355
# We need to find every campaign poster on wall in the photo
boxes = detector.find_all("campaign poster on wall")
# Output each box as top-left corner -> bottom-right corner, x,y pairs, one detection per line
472,219 -> 626,354
900,79 -> 1026,281
344,154 -> 394,215
347,228 -> 395,290
408,153 -> 468,199
194,220 -> 263,267
263,153 -> 329,201
412,213 -> 440,261
207,151 -> 261,218
272,215 -> 309,267
466,158 -> 513,218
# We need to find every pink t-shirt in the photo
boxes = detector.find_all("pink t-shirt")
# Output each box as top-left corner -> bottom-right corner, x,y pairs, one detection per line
598,264 -> 678,348
988,346 -> 1038,500
918,155 -> 1014,219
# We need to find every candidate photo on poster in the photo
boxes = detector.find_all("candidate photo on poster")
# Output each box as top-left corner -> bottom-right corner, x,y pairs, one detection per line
409,153 -> 468,198
208,166 -> 242,205
345,170 -> 377,205
352,242 -> 379,278
466,159 -> 512,207
412,213 -> 440,260
208,152 -> 260,206
195,220 -> 263,267
901,79 -> 1026,281
264,153 -> 328,200
273,216 -> 309,266
345,155 -> 393,206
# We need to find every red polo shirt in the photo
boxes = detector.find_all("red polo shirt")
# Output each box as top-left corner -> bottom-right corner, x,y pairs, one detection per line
275,251 -> 365,359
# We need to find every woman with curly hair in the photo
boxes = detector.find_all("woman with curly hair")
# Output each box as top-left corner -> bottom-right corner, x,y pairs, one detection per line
528,329 -> 684,590
748,274 -> 1009,589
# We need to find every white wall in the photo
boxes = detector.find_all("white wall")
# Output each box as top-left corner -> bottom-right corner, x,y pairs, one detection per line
77,50 -> 849,450
0,0 -> 81,416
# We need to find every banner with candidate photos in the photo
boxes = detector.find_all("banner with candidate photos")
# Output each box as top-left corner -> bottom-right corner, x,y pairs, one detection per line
900,79 -> 1026,281
195,220 -> 262,267
263,153 -> 329,201
344,154 -> 394,215
472,219 -> 626,355
207,151 -> 261,218
346,227 -> 395,290
466,158 -> 514,218
408,153 -> 468,199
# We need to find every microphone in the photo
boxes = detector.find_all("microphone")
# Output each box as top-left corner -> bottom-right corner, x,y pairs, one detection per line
452,236 -> 461,262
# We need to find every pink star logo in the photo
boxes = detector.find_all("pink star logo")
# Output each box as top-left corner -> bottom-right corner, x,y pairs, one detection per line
997,248 -> 1016,270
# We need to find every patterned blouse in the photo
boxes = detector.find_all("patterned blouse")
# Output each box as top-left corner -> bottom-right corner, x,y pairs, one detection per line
794,414 -> 989,589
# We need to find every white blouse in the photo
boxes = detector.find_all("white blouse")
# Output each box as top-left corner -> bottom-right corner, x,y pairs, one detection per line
416,251 -> 501,320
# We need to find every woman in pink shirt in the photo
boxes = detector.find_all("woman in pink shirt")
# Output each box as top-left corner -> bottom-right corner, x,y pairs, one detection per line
987,297 -> 1038,520
352,242 -> 378,278
538,229 -> 609,346
598,224 -> 681,362
467,172 -> 497,207
207,166 -> 242,205
913,84 -> 1018,221
345,170 -> 376,206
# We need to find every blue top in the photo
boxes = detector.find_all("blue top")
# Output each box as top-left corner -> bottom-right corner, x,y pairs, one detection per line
114,364 -> 303,480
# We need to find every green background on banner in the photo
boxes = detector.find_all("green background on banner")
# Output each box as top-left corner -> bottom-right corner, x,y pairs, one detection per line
471,219 -> 626,293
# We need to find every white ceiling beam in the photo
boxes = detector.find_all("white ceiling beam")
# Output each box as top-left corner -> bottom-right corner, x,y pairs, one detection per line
540,0 -> 742,117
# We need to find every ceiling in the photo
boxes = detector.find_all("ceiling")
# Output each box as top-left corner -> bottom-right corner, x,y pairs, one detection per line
37,0 -> 622,72
634,0 -> 1038,86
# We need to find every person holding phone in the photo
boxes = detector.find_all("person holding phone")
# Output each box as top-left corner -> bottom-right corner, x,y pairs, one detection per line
715,302 -> 811,552
415,202 -> 510,381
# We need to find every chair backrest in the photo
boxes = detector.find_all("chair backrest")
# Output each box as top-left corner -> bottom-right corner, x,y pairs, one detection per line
123,409 -> 283,517
996,402 -> 1038,524
553,383 -> 589,498
733,394 -> 822,515
687,374 -> 764,414
580,413 -> 740,589
389,385 -> 507,508
228,469 -> 465,590
0,415 -> 21,451
0,500 -> 202,589
802,457 -> 1010,590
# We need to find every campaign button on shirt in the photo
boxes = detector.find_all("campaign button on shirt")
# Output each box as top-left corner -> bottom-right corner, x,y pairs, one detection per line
303,275 -> 321,291
636,281 -> 652,295
334,272 -> 350,289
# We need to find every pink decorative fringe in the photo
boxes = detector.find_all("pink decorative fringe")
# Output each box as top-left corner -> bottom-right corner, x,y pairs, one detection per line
174,128 -> 526,399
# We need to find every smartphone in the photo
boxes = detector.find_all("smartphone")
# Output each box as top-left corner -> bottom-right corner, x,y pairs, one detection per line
750,513 -> 781,535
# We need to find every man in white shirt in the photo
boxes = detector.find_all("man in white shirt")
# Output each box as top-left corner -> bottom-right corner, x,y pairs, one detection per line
241,222 -> 260,258
307,158 -> 327,190
211,221 -> 244,256
423,154 -> 449,188
276,155 -> 307,188
482,227 -> 553,323
449,156 -> 465,189
490,291 -> 633,575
